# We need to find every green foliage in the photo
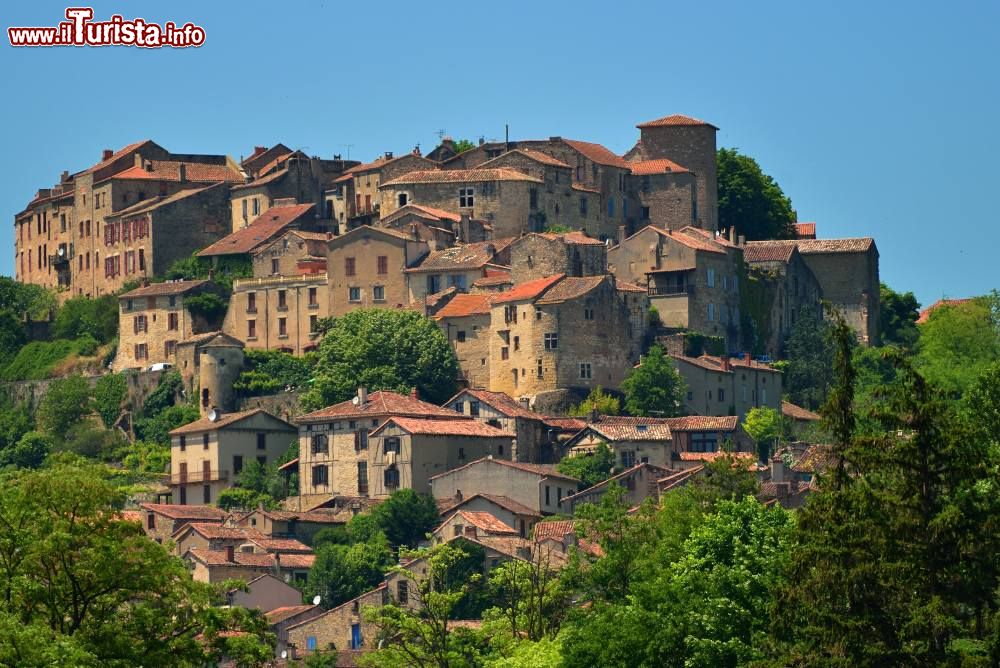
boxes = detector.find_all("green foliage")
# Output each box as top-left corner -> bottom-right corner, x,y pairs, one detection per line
217,487 -> 275,512
0,338 -> 92,380
0,276 -> 56,320
184,292 -> 228,326
451,138 -> 476,154
0,311 -> 26,369
915,292 -> 1000,398
93,373 -> 128,428
164,253 -> 252,295
742,406 -> 783,460
683,331 -> 725,357
557,442 -> 615,487
879,282 -> 920,348
121,439 -> 169,474
302,309 -> 459,409
233,458 -> 294,502
647,306 -> 661,328
141,369 -> 184,416
483,548 -> 572,645
36,374 -> 92,438
0,431 -> 52,469
622,345 -> 686,417
541,224 -> 573,234
234,349 -> 314,396
371,488 -> 441,549
62,423 -> 127,460
134,403 -> 199,446
0,399 -> 32,453
782,306 -> 835,409
716,147 -> 796,241
306,539 -> 393,609
53,294 -> 118,343
568,385 -> 620,417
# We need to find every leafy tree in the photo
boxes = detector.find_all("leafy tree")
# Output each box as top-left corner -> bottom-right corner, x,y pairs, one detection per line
217,487 -> 275,512
371,488 -> 441,550
0,276 -> 55,320
483,636 -> 563,668
121,439 -> 169,474
484,548 -> 571,644
716,147 -> 795,240
234,349 -> 314,396
302,309 -> 459,409
742,406 -> 783,461
62,423 -> 127,460
782,306 -> 835,409
93,372 -> 128,428
621,345 -> 686,417
0,312 -> 26,369
134,403 -> 199,446
568,386 -> 620,417
0,399 -> 32,453
915,292 -> 1000,397
36,374 -> 92,438
164,253 -> 252,295
879,282 -> 920,347
183,292 -> 229,327
556,442 -> 615,487
307,539 -> 393,609
53,294 -> 118,343
0,431 -> 52,469
452,138 -> 476,154
140,369 -> 184,416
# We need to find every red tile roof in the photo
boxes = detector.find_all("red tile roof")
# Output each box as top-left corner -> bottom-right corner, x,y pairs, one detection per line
298,390 -> 460,423
169,408 -> 294,436
451,389 -> 541,420
794,222 -> 816,238
533,520 -> 576,541
641,226 -> 727,255
177,522 -> 250,540
381,168 -> 542,186
743,241 -> 797,264
266,605 -> 319,625
398,204 -> 462,223
578,416 -> 674,442
506,148 -> 571,168
83,140 -> 153,174
678,451 -> 756,462
636,114 -> 718,129
756,238 -> 876,255
561,139 -> 631,169
614,277 -> 646,293
140,503 -> 228,521
188,548 -> 276,568
491,274 -> 565,304
197,204 -> 315,257
629,158 -> 690,175
440,493 -> 541,518
119,279 -> 207,299
108,184 -> 225,219
782,401 -> 821,422
447,510 -> 518,535
664,415 -> 740,431
532,230 -> 605,246
473,272 -> 513,288
917,298 -> 974,324
246,535 -> 313,553
542,416 -> 588,432
405,239 -> 514,273
430,456 -> 579,483
373,417 -> 514,438
434,293 -> 493,319
536,275 -> 606,304
275,553 -> 316,569
571,182 -> 602,194
670,353 -> 781,375
109,160 -> 242,184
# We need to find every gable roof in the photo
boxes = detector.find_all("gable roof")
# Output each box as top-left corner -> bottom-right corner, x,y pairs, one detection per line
429,456 -> 580,483
384,203 -> 462,224
482,148 -> 572,169
448,389 -> 541,420
174,522 -> 250,541
743,241 -> 798,264
444,510 -> 519,535
265,605 -> 319,625
119,279 -> 207,299
615,277 -> 646,293
169,408 -> 296,436
82,140 -> 156,175
371,417 -> 514,438
438,493 -> 542,518
669,353 -> 781,375
405,239 -> 514,273
636,114 -> 718,130
664,415 -> 740,431
532,520 -> 576,541
782,401 -> 821,422
197,204 -> 315,257
629,225 -> 727,255
381,168 -> 542,187
433,293 -> 493,319
756,238 -> 876,255
535,275 -> 606,304
527,230 -> 605,246
491,274 -> 565,304
107,183 -> 226,219
562,462 -> 673,505
298,390 -> 459,423
560,139 -> 631,169
140,503 -> 227,521
629,158 -> 691,175
107,160 -> 242,184
572,416 -> 674,442
917,298 -> 974,324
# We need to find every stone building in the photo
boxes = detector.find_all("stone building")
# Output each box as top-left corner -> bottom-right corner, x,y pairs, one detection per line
224,273 -> 327,355
432,510 -> 519,543
296,389 -> 469,498
628,158 -> 699,231
14,140 -> 243,297
114,279 -> 216,371
198,202 -> 317,264
488,274 -> 638,401
507,231 -> 607,283
405,238 -> 513,304
327,225 -> 429,316
194,332 -> 245,417
433,294 -> 493,390
608,225 -> 743,350
560,462 -> 672,515
444,388 -> 550,463
669,353 -> 782,419
168,408 -> 297,506
428,456 -> 581,516
138,502 -> 227,545
285,585 -> 388,656
251,229 -> 329,278
380,204 -> 492,245
742,241 -> 823,356
185,548 -> 313,585
240,144 -> 292,178
325,151 -> 438,230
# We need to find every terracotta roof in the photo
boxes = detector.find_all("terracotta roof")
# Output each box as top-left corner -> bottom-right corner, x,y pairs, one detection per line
82,140 -> 152,174
743,241 -> 797,264
578,416 -> 673,442
504,148 -> 571,168
571,182 -> 602,194
917,298 -> 974,324
636,114 -> 718,129
381,168 -> 543,186
275,553 -> 316,569
678,451 -> 756,462
561,139 -> 630,169
231,167 -> 290,191
390,204 -> 462,223
430,456 -> 579,483
119,279 -> 207,299
197,204 -> 315,256
107,160 -> 241,184
782,401 -> 821,422
657,466 -> 703,492
614,277 -> 646,293
670,353 -> 781,375
532,230 -> 605,246
461,534 -> 536,560
629,158 -> 690,175
406,239 -> 514,273
536,275 -> 606,304
664,415 -> 740,431
491,274 -> 565,304
372,417 -> 514,438
246,535 -> 312,553
794,222 -> 816,238
176,522 -> 250,540
472,273 -> 513,288
790,444 -> 834,473
640,226 -> 727,255
169,408 -> 294,436
250,508 -> 355,524
299,390 -> 459,423
187,548 -> 276,568
266,605 -> 318,625
759,238 -> 876,255
434,293 -> 493,319
440,493 -> 541,518
533,520 -> 576,541
450,389 -> 541,420
140,503 -> 227,521
177,330 -> 224,346
446,510 -> 518,535
563,462 -> 673,504
542,417 -> 588,432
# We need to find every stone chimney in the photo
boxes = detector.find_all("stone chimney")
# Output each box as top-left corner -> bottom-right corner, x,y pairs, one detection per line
177,163 -> 186,183
721,357 -> 731,372
225,545 -> 235,563
102,148 -> 114,161
357,387 -> 368,406
771,456 -> 785,483
459,213 -> 471,243
729,227 -> 736,244
589,407 -> 600,424
60,170 -> 70,183
745,352 -> 752,364
738,234 -> 745,247
454,489 -> 463,503
617,225 -> 626,246
410,387 -> 419,400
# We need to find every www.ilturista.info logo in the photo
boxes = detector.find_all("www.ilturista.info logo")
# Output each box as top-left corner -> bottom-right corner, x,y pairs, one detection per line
8,7 -> 205,48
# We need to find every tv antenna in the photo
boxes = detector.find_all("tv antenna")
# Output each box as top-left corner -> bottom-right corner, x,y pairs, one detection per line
339,144 -> 354,159
436,129 -> 447,141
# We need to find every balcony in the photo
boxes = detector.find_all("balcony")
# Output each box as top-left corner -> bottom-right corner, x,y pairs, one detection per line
49,248 -> 73,266
648,284 -> 694,297
234,273 -> 328,290
168,469 -> 229,485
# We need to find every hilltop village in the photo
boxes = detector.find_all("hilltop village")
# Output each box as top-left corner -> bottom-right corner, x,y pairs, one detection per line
9,114 -> 885,663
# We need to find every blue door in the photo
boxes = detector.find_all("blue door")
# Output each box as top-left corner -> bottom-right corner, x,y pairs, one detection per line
351,623 -> 361,649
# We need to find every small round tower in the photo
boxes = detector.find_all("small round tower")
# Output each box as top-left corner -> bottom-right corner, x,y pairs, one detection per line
197,333 -> 245,417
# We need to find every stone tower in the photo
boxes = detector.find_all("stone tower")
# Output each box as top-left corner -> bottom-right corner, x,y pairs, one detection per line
631,114 -> 719,231
197,333 -> 245,417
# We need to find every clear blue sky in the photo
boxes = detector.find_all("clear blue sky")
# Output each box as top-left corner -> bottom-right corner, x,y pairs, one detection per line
2,0 -> 997,307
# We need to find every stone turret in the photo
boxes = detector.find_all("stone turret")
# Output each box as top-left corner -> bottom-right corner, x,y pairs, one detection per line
197,333 -> 245,417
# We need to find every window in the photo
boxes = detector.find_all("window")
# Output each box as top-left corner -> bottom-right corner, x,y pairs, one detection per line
247,319 -> 256,339
707,268 -> 715,288
384,467 -> 400,489
310,315 -> 318,332
233,455 -> 243,475
397,193 -> 408,207
307,636 -> 317,651
529,188 -> 538,210
718,389 -> 725,402
762,388 -> 768,404
252,198 -> 260,216
469,401 -> 480,417
312,465 -> 328,486
256,433 -> 266,450
607,197 -> 615,218
513,336 -> 520,351
621,450 -> 636,468
203,433 -> 210,449
357,461 -> 368,494
642,205 -> 651,219
537,359 -> 543,377
203,485 -> 211,503
579,196 -> 588,217
384,436 -> 401,454
167,312 -> 178,331
373,285 -> 385,301
691,432 -> 719,453
134,343 -> 148,360
311,434 -> 328,454
456,330 -> 466,343
458,447 -> 465,459
164,340 -> 177,357
345,257 -> 356,276
247,292 -> 256,313
397,580 -> 408,605
544,333 -> 558,350
427,275 -> 441,294
501,346 -> 509,360
504,304 -> 517,324
147,513 -> 156,529
448,274 -> 467,290
580,363 -> 592,379
257,455 -> 266,465
458,187 -> 474,208
354,429 -> 368,451
308,287 -> 318,306
349,287 -> 361,302
708,303 -> 715,321
278,317 -> 287,337
179,435 -> 186,451
584,308 -> 594,320
377,255 -> 388,274
545,485 -> 551,505
277,290 -> 287,310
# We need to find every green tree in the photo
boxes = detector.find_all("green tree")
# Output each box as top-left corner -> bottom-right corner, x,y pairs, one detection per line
53,294 -> 118,343
234,349 -> 314,396
484,548 -> 571,644
621,345 -> 686,416
568,386 -> 620,417
302,309 -> 459,409
36,374 -> 92,438
879,282 -> 920,347
915,292 -> 1000,398
0,399 -> 32,453
217,487 -> 274,512
121,439 -> 169,474
742,406 -> 783,461
782,306 -> 835,409
134,403 -> 199,446
307,539 -> 393,609
0,276 -> 56,320
556,442 -> 614,487
93,372 -> 128,428
371,488 -> 441,550
0,312 -> 26,369
716,147 -> 795,240
452,139 -> 476,154
0,431 -> 52,469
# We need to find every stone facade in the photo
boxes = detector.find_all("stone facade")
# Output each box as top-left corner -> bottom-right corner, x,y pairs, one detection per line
428,457 -> 581,515
326,152 -> 437,230
670,353 -> 782,419
327,226 -> 428,316
507,232 -> 607,284
444,389 -> 549,463
251,229 -> 329,278
285,585 -> 387,655
433,295 -> 493,390
224,274 -> 327,355
405,239 -> 513,305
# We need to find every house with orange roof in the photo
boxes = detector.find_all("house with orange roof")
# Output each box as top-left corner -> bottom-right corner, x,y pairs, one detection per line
404,237 -> 514,304
228,573 -> 306,614
433,294 -> 494,389
185,546 -> 314,584
436,492 -> 543,539
444,388 -> 549,463
432,509 -> 520,544
507,231 -> 607,284
324,150 -> 438,230
138,502 -> 228,545
198,201 -> 318,262
379,204 -> 492,248
668,352 -> 782,419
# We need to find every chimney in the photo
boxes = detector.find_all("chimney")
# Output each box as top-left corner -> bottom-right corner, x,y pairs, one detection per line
102,148 -> 114,161
134,153 -> 144,168
144,160 -> 153,172
745,352 -> 752,364
384,151 -> 393,160
478,136 -> 485,146
60,170 -> 70,183
589,407 -> 599,424
729,227 -> 736,244
459,213 -> 471,243
413,145 -> 421,156
454,489 -> 463,503
617,225 -> 626,246
357,387 -> 368,406
207,268 -> 215,281
225,545 -> 235,562
178,163 -> 186,182
771,456 -> 785,483
721,357 -> 730,372
254,146 -> 267,156
410,387 -> 419,400
140,277 -> 150,288
738,234 -> 745,247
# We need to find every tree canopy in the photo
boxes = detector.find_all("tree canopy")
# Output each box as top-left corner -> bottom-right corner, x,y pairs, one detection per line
915,292 -> 1000,397
621,345 -> 686,417
716,147 -> 796,241
879,282 -> 920,348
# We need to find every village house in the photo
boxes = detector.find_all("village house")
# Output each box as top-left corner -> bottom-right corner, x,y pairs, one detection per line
114,279 -> 217,371
198,201 -> 318,265
608,225 -> 744,350
167,408 -> 298,506
444,388 -> 550,463
627,158 -> 699,231
782,400 -> 822,437
15,140 -> 243,297
185,546 -> 314,584
232,505 -> 366,544
325,151 -> 438,230
433,294 -> 494,389
379,204 -> 493,247
138,503 -> 228,545
431,509 -> 520,544
565,416 -> 677,468
285,584 -> 388,656
224,272 -> 327,355
405,238 -> 514,304
669,353 -> 783,418
429,456 -> 581,515
436,492 -> 542,539
327,225 -> 429,316
251,228 -> 329,278
171,522 -> 312,559
267,604 -> 325,659
507,231 -> 607,283
560,462 -> 673,515
240,144 -> 293,179
229,574 -> 306,613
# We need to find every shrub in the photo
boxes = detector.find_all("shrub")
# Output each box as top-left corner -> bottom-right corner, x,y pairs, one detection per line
1,339 -> 81,380
93,373 -> 129,429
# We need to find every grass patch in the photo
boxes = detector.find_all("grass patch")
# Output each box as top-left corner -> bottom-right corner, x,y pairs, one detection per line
0,338 -> 104,381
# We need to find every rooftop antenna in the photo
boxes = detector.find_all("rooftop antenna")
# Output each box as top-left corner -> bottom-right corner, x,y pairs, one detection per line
436,129 -> 447,141
339,144 -> 354,159
505,124 -> 509,151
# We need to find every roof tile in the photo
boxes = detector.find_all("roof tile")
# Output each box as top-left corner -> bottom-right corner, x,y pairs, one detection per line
197,204 -> 315,256
381,168 -> 542,187
299,390 -> 459,423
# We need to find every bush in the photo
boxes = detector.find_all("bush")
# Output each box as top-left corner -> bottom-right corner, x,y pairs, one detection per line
134,404 -> 199,446
36,374 -> 92,437
93,373 -> 128,428
121,439 -> 170,474
0,431 -> 52,469
184,293 -> 228,326
217,487 -> 274,511
62,423 -> 126,460
53,294 -> 118,343
1,339 -> 82,380
557,442 -> 616,487
234,349 -> 314,396
569,386 -> 621,417
76,334 -> 99,357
